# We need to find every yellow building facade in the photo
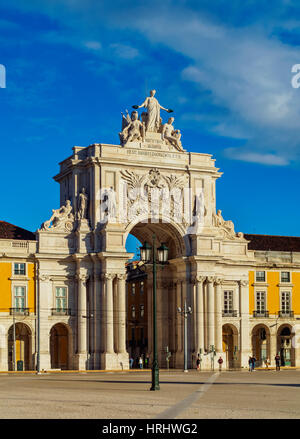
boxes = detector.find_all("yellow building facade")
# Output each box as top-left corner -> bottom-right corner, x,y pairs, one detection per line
0,221 -> 37,371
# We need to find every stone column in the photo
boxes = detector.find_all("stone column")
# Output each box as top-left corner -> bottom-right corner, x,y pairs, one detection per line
233,284 -> 239,316
93,272 -> 101,369
76,272 -> 88,369
168,282 -> 175,353
117,274 -> 127,354
88,275 -> 95,369
0,324 -> 6,371
105,273 -> 114,354
176,280 -> 183,353
215,278 -> 223,353
239,280 -> 251,368
195,276 -> 205,355
206,277 -> 215,350
38,274 -> 51,370
269,329 -> 277,367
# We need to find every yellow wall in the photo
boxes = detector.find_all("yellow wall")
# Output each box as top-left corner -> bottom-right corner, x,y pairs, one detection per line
27,263 -> 35,312
0,261 -> 35,312
292,272 -> 300,314
249,270 -> 300,316
249,271 -> 255,314
267,271 -> 280,315
0,262 -> 12,312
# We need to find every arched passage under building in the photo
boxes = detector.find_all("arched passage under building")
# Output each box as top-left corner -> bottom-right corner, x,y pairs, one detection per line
222,324 -> 239,369
124,217 -> 189,368
277,325 -> 295,367
8,323 -> 32,371
50,323 -> 71,370
251,324 -> 270,367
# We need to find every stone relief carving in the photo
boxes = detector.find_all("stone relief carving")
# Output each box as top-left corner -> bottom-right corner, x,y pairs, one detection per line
40,200 -> 74,232
120,168 -> 189,226
103,186 -> 117,219
213,209 -> 244,240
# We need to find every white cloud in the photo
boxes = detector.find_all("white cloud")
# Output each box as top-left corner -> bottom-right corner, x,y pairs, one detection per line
109,43 -> 139,60
84,40 -> 102,50
224,148 -> 290,166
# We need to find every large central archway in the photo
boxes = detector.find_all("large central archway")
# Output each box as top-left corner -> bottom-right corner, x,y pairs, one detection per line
125,217 -> 190,368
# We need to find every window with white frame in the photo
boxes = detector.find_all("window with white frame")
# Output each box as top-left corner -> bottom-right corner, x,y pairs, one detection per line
131,283 -> 135,295
281,291 -> 291,313
256,291 -> 266,313
14,263 -> 25,275
14,286 -> 26,311
223,291 -> 233,314
281,272 -> 290,283
55,287 -> 67,311
256,271 -> 265,282
140,282 -> 144,294
131,305 -> 136,318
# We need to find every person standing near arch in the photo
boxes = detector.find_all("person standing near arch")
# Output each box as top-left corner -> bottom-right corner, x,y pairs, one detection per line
275,353 -> 281,371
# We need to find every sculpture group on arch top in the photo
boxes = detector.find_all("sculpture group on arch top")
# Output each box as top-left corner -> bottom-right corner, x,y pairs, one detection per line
39,89 -> 244,241
119,89 -> 183,151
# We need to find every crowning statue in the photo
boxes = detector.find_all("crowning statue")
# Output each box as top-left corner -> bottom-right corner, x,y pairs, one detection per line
133,89 -> 173,132
119,89 -> 185,151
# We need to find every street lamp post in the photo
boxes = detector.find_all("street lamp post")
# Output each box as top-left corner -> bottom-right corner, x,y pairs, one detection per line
177,300 -> 192,372
140,235 -> 169,391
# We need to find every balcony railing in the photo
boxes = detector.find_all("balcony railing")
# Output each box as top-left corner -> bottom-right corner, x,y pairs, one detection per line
222,310 -> 238,317
51,308 -> 71,316
10,308 -> 29,316
278,310 -> 294,318
253,310 -> 269,318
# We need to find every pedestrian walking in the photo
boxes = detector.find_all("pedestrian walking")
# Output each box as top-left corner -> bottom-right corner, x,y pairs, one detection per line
217,356 -> 223,372
144,354 -> 149,369
275,353 -> 281,371
251,356 -> 256,371
196,355 -> 201,371
265,358 -> 270,369
129,357 -> 134,369
248,356 -> 253,372
139,356 -> 143,369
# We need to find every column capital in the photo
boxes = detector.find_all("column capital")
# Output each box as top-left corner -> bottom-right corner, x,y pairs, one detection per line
103,272 -> 115,281
76,273 -> 89,282
240,279 -> 249,287
214,277 -> 223,285
38,274 -> 50,282
193,275 -> 206,284
116,273 -> 126,281
206,276 -> 215,283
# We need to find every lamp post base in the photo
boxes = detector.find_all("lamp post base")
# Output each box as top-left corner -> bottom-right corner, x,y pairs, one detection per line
150,365 -> 160,391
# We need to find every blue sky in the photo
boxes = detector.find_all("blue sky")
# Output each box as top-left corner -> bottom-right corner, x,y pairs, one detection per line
1,0 -> 300,254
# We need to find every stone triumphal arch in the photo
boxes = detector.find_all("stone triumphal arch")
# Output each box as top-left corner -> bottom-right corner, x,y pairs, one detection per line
36,90 -> 255,370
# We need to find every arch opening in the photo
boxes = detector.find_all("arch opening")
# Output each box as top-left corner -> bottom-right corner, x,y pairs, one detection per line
50,323 -> 70,370
8,323 -> 32,371
124,219 -> 188,368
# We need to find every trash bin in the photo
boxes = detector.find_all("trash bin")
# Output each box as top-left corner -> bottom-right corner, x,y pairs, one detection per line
17,360 -> 23,371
